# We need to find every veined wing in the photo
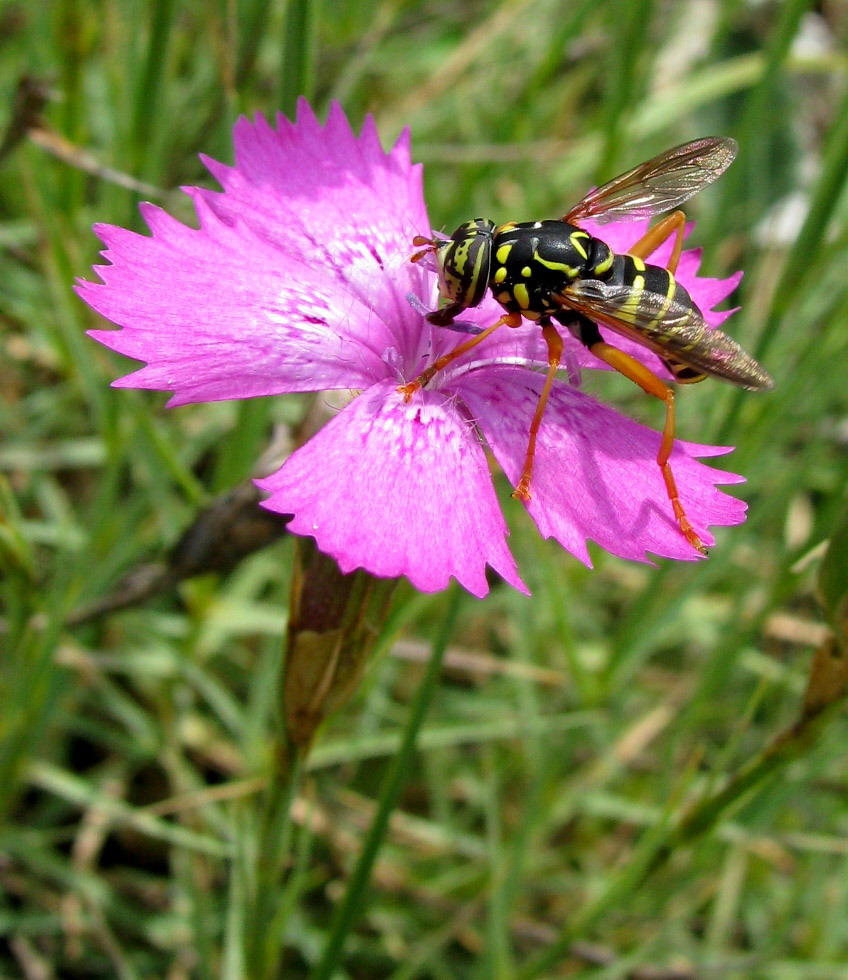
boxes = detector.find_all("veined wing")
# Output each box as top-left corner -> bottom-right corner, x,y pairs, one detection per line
556,278 -> 773,390
563,137 -> 737,225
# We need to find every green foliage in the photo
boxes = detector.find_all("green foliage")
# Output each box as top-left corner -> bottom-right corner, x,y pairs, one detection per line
818,498 -> 848,633
2,0 -> 848,977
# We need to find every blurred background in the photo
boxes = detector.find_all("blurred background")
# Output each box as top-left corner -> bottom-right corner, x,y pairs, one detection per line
2,0 -> 848,977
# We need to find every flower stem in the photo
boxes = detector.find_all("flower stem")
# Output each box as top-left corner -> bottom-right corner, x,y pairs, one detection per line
244,542 -> 401,978
308,586 -> 462,980
244,741 -> 306,980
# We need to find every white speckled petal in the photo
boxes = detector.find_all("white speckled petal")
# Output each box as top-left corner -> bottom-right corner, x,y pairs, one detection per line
257,380 -> 528,597
193,99 -> 431,365
79,201 -> 394,405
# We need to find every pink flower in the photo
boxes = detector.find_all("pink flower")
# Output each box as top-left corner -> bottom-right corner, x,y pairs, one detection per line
77,100 -> 747,598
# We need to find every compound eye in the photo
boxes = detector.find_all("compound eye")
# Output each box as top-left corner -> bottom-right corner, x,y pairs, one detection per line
463,236 -> 492,307
433,220 -> 494,312
435,240 -> 456,295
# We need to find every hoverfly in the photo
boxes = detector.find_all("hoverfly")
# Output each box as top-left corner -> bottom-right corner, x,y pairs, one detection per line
399,137 -> 773,555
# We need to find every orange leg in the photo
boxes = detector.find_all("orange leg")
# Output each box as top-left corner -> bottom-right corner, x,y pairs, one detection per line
397,312 -> 522,401
512,323 -> 564,502
588,340 -> 707,554
627,210 -> 686,274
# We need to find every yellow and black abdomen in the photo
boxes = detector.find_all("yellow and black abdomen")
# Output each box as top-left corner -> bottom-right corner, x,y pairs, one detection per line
609,254 -> 695,315
594,253 -> 721,383
605,254 -> 702,344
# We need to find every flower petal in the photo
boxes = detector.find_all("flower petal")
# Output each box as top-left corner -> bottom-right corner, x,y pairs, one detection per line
78,198 -> 396,405
193,100 -> 432,368
257,379 -> 528,597
456,366 -> 746,565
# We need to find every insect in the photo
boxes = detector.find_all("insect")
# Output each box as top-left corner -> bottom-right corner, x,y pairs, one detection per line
398,137 -> 774,555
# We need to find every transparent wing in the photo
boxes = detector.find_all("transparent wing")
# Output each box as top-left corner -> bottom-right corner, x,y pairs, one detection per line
560,279 -> 709,348
563,137 -> 737,225
557,278 -> 773,390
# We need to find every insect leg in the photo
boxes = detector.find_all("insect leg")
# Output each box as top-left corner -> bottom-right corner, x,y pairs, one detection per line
397,312 -> 522,402
588,339 -> 707,555
512,322 -> 564,502
626,210 -> 686,274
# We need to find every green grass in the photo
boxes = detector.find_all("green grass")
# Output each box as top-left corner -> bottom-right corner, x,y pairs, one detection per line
3,0 -> 848,977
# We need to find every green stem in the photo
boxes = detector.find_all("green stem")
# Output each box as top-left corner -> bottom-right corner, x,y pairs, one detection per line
128,0 -> 176,183
598,1 -> 653,177
308,587 -> 461,980
278,0 -> 319,116
245,743 -> 306,980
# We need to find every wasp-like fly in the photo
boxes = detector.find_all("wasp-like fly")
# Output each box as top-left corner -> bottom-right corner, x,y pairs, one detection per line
399,137 -> 773,555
